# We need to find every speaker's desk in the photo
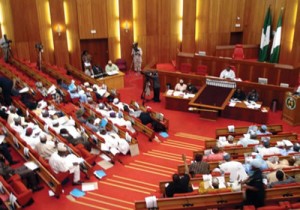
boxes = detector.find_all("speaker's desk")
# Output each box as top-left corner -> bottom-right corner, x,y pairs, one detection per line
96,71 -> 125,89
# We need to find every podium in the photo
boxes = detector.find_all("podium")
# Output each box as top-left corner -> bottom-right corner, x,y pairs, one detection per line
282,92 -> 300,125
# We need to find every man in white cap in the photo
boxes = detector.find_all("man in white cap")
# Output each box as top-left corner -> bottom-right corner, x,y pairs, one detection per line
105,60 -> 119,76
174,79 -> 187,92
35,134 -> 57,160
49,143 -> 83,185
236,131 -> 259,147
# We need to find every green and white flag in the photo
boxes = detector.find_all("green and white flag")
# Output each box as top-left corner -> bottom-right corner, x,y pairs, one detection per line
258,7 -> 272,62
270,9 -> 283,63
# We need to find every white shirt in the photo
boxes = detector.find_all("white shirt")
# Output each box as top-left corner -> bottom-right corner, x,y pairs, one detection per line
219,161 -> 248,182
174,83 -> 187,92
105,63 -> 119,75
220,69 -> 236,80
49,152 -> 81,173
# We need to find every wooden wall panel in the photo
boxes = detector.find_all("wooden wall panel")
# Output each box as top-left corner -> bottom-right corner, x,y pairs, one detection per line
3,0 -> 300,68
106,0 -> 120,62
230,0 -> 245,32
65,0 -> 81,69
91,0 -> 108,38
182,0 -> 196,53
157,0 -> 170,63
119,0 -> 133,66
49,0 -> 69,67
76,0 -> 93,39
133,0 -> 147,67
170,0 -> 181,61
36,0 -> 55,65
279,0 -> 296,65
0,0 -> 14,48
10,0 -> 40,61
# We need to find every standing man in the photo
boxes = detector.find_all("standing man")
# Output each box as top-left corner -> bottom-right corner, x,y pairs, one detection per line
0,76 -> 14,106
0,34 -> 12,63
131,42 -> 142,72
81,50 -> 92,72
242,159 -> 266,208
151,71 -> 161,102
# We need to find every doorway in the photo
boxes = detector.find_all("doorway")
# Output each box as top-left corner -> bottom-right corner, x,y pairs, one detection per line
80,39 -> 109,70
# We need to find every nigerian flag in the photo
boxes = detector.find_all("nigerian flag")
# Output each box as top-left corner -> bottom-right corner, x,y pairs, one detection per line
270,10 -> 283,63
258,7 -> 272,62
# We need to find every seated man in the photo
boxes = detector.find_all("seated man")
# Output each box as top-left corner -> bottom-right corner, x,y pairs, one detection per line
217,135 -> 236,148
199,177 -> 230,194
189,154 -> 210,177
35,134 -> 58,160
174,79 -> 187,92
256,125 -> 271,135
0,154 -> 43,192
105,60 -> 119,76
68,80 -> 88,103
165,154 -> 193,197
60,128 -> 91,151
232,88 -> 246,101
49,143 -> 83,185
247,89 -> 259,102
236,131 -> 259,147
203,146 -> 226,162
219,66 -> 235,80
268,170 -> 296,188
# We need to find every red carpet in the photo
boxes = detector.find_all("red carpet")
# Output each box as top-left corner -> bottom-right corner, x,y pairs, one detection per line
2,61 -> 300,210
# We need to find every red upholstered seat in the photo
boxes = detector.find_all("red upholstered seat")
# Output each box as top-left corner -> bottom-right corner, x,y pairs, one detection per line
0,175 -> 33,207
180,63 -> 192,74
291,202 -> 300,208
115,58 -> 127,72
195,65 -> 208,76
232,44 -> 245,60
75,144 -> 97,165
243,205 -> 256,210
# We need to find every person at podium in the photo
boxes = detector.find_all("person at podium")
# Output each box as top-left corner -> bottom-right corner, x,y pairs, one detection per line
174,79 -> 187,92
219,66 -> 236,80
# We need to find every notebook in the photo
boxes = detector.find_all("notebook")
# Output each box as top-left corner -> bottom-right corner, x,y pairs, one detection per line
70,188 -> 85,198
94,170 -> 106,179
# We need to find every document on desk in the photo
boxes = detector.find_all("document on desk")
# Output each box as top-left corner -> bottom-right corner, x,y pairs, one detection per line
229,101 -> 236,107
166,89 -> 174,96
173,91 -> 183,97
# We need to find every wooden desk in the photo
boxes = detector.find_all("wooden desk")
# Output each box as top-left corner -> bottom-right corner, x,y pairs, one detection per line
96,72 -> 125,89
164,91 -> 194,112
221,101 -> 269,124
154,69 -> 294,110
